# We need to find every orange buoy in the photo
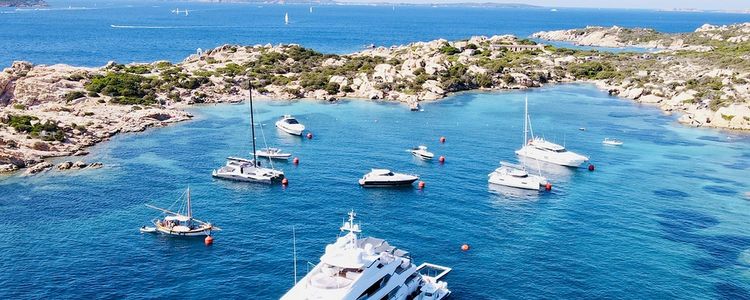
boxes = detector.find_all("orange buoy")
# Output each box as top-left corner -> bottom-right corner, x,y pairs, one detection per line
293,157 -> 299,165
440,136 -> 446,143
418,181 -> 425,190
461,244 -> 470,251
282,178 -> 289,185
306,132 -> 313,139
439,156 -> 445,163
588,164 -> 595,171
204,235 -> 214,246
545,182 -> 552,191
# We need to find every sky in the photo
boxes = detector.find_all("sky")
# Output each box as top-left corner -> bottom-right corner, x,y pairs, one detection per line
341,0 -> 750,10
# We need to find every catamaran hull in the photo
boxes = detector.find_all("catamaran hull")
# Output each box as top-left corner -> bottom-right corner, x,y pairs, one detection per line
488,173 -> 545,190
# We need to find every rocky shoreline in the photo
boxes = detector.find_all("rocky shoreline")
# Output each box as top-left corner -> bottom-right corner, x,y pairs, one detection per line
2,24 -> 749,175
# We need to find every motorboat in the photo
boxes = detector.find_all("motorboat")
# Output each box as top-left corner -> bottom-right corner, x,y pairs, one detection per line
515,96 -> 589,167
213,84 -> 285,183
410,145 -> 434,160
276,115 -> 305,136
144,187 -> 220,237
488,161 -> 549,191
281,211 -> 451,300
254,147 -> 292,160
212,157 -> 284,183
602,138 -> 623,146
359,169 -> 418,187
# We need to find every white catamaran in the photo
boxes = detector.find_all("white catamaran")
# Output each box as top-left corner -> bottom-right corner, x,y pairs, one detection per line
212,83 -> 285,183
514,96 -> 589,167
281,211 -> 452,300
142,187 -> 219,237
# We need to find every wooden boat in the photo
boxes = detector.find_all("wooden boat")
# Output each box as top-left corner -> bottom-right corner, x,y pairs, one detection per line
144,187 -> 220,237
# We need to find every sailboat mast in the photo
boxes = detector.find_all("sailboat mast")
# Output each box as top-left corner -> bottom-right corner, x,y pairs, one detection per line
249,81 -> 258,167
186,187 -> 192,218
293,225 -> 298,284
523,95 -> 528,146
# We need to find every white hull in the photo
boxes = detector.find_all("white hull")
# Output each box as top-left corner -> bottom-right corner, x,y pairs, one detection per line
254,152 -> 292,160
488,170 -> 546,190
276,124 -> 303,136
516,146 -> 587,167
411,150 -> 434,160
212,159 -> 284,184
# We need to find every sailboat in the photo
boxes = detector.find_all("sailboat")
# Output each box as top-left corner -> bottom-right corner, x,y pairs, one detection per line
212,83 -> 285,183
285,12 -> 289,25
514,96 -> 589,167
489,96 -> 549,191
309,6 -> 313,13
142,187 -> 219,237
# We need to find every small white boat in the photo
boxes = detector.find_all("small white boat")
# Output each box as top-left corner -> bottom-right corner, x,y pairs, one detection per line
144,187 -> 220,237
359,169 -> 418,187
254,147 -> 292,160
275,115 -> 305,136
603,138 -> 623,146
488,162 -> 549,191
410,145 -> 434,160
284,12 -> 289,24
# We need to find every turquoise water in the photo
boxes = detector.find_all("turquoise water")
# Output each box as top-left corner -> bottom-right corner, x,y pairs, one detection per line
2,84 -> 749,298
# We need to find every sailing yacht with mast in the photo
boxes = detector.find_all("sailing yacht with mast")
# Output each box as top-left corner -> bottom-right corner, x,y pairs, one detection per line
281,211 -> 452,300
514,96 -> 589,167
212,84 -> 285,183
142,187 -> 219,237
490,96 -> 550,190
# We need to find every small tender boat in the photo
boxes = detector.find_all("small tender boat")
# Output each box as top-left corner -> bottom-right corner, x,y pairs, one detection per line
275,115 -> 305,136
144,187 -> 220,237
359,169 -> 418,187
488,161 -> 549,191
410,145 -> 434,160
603,138 -> 623,146
254,147 -> 292,160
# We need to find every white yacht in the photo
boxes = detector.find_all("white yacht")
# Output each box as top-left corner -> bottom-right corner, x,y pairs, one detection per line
410,146 -> 434,160
602,138 -> 623,146
488,161 -> 549,191
515,96 -> 589,167
359,169 -> 418,187
281,211 -> 451,300
213,85 -> 285,183
276,115 -> 306,136
254,147 -> 292,160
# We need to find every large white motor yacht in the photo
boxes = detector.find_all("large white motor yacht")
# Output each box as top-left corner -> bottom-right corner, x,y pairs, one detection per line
488,161 -> 549,191
514,96 -> 588,167
212,157 -> 284,183
281,211 -> 451,300
276,115 -> 306,136
359,169 -> 419,187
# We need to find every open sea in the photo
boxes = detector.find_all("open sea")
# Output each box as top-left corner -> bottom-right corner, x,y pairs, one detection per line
2,1 -> 750,299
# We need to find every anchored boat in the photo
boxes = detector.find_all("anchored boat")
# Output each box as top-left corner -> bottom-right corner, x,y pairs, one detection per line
359,169 -> 419,187
254,147 -> 292,160
143,187 -> 219,237
281,211 -> 451,300
275,115 -> 305,136
410,145 -> 434,160
602,138 -> 623,146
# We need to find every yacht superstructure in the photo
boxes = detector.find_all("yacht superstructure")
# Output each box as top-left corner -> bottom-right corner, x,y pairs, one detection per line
515,96 -> 588,167
281,211 -> 451,300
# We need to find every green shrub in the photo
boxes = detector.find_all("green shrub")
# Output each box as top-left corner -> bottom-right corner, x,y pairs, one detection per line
721,114 -> 734,121
123,65 -> 152,74
568,61 -> 617,79
12,103 -> 25,110
64,91 -> 86,102
217,63 -> 246,77
440,44 -> 461,55
325,82 -> 340,94
86,72 -> 150,98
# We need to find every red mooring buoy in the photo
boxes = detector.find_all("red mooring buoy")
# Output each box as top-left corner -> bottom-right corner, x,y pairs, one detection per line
293,157 -> 299,165
282,178 -> 289,185
461,244 -> 470,251
440,136 -> 446,143
545,182 -> 552,191
588,164 -> 595,171
306,132 -> 313,139
439,156 -> 445,163
204,235 -> 214,246
418,181 -> 426,190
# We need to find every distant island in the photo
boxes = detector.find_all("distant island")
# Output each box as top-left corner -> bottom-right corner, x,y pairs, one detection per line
0,0 -> 47,7
184,0 -> 538,7
1,23 -> 749,175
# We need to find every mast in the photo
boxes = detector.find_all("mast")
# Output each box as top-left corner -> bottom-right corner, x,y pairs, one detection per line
293,225 -> 298,284
249,81 -> 258,167
186,187 -> 192,218
523,95 -> 528,147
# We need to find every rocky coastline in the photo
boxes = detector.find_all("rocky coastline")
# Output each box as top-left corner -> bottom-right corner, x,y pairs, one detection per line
2,24 -> 749,175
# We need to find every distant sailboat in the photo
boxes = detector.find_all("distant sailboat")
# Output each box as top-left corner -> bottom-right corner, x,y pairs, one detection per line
285,12 -> 289,25
309,6 -> 313,13
184,9 -> 189,16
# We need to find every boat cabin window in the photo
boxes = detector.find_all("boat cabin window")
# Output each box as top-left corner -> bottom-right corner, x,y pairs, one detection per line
285,119 -> 299,124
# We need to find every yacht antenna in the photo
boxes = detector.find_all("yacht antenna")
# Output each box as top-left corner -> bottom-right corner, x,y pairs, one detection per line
293,225 -> 297,284
248,80 -> 258,167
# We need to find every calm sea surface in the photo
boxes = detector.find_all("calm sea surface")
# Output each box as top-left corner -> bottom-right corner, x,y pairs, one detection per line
1,1 -> 750,299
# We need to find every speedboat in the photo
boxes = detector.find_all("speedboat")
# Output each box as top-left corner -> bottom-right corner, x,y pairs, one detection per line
359,169 -> 418,187
281,211 -> 452,300
488,161 -> 549,191
254,147 -> 292,160
276,115 -> 305,136
410,145 -> 434,160
602,138 -> 623,146
144,187 -> 220,237
212,157 -> 284,183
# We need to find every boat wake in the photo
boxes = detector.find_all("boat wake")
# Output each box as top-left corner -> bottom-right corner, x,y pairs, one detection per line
110,24 -> 239,29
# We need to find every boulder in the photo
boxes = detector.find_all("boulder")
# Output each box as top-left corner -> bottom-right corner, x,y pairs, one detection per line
57,161 -> 73,170
24,162 -> 52,175
88,162 -> 103,169
71,160 -> 88,169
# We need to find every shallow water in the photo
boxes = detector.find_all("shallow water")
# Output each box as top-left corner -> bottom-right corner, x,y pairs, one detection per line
1,84 -> 749,299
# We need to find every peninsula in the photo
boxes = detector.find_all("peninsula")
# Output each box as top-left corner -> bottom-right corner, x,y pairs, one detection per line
1,23 -> 749,174
0,0 -> 47,7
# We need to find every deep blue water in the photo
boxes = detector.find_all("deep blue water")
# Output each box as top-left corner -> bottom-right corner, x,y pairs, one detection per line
1,84 -> 750,299
2,2 -> 750,299
1,0 -> 750,67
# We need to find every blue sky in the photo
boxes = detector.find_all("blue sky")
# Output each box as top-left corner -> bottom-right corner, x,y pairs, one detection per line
344,0 -> 750,10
